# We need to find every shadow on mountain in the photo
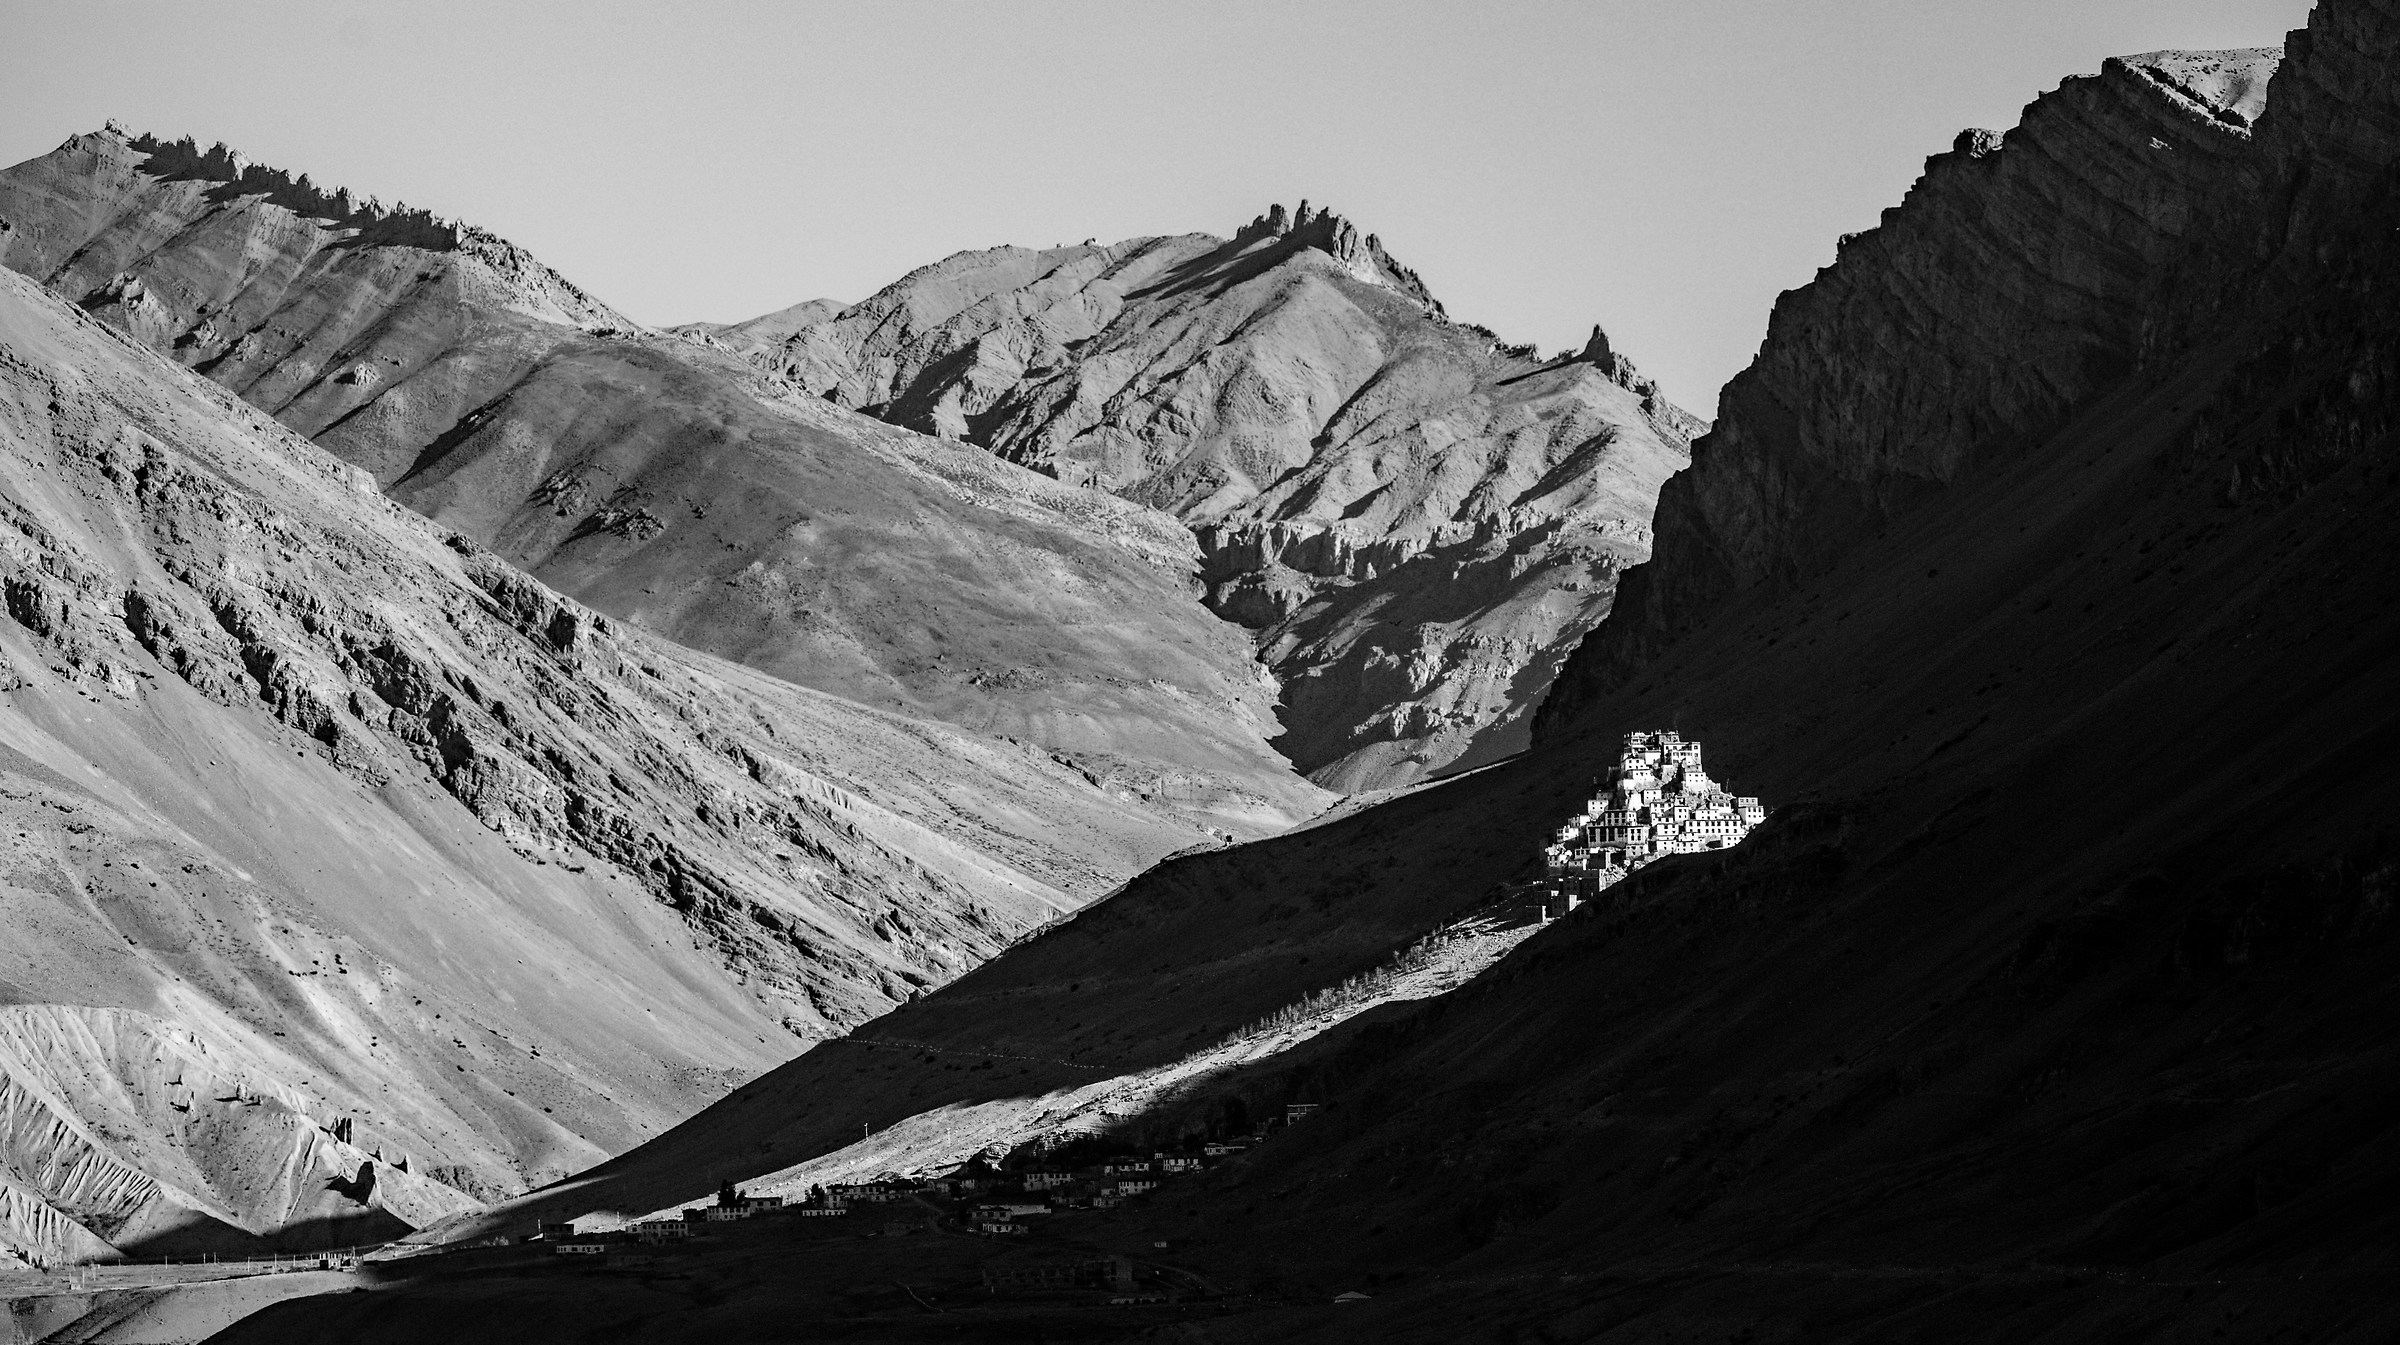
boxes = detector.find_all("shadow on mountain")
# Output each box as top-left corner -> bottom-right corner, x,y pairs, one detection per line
111,1206 -> 417,1262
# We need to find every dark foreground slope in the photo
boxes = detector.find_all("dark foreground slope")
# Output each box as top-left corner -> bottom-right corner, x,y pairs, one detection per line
0,129 -> 1326,837
1136,16 -> 2400,1340
220,7 -> 2396,1341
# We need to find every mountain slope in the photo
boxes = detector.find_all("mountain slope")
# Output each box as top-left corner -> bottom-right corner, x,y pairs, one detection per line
711,206 -> 1702,790
1539,46 -> 2283,721
337,10 -> 2400,1342
0,128 -> 1328,837
0,264 -> 1259,1263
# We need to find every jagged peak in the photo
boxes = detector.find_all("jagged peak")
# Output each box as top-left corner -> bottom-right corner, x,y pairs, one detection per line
89,124 -> 459,249
1569,323 -> 1707,440
68,124 -> 635,333
1233,199 -> 1446,318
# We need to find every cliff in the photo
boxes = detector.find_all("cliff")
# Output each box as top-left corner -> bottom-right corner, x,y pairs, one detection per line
709,206 -> 1701,789
1538,47 -> 2279,728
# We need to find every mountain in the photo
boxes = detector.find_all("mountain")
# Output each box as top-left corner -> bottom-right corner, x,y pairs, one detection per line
0,261 -> 1284,1266
0,128 -> 1329,837
1538,46 -> 2285,720
695,204 -> 1704,791
310,5 -> 2400,1341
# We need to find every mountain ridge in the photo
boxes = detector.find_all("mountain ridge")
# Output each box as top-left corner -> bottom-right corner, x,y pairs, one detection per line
703,202 -> 1704,790
0,124 -> 1330,839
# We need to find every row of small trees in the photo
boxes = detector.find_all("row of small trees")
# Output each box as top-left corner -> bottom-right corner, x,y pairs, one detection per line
1216,924 -> 1470,1047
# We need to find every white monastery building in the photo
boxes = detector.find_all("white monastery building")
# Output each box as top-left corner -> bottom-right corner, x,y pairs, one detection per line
1543,731 -> 1766,905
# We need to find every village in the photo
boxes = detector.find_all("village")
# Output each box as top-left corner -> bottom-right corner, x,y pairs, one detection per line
1541,730 -> 1765,909
503,1100 -> 1332,1306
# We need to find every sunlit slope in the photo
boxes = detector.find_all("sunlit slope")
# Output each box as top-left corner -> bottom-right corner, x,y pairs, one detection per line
0,268 -> 1225,1258
709,207 -> 1701,790
0,128 -> 1327,838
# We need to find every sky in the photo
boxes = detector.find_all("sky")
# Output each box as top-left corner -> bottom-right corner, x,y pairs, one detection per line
0,0 -> 2313,417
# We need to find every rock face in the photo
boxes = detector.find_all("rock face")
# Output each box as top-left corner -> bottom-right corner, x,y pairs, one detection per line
0,128 -> 1328,839
708,206 -> 1702,790
0,266 -> 1247,1259
1540,47 -> 2284,723
0,1005 -> 478,1264
383,11 -> 2400,1341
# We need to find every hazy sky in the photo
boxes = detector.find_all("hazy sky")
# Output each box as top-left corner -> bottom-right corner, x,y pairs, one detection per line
2,0 -> 2311,416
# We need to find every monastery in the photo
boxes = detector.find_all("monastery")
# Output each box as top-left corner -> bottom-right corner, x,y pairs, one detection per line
1543,731 -> 1766,906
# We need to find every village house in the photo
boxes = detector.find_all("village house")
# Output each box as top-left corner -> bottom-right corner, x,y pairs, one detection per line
535,1221 -> 580,1241
1101,1159 -> 1152,1176
1202,1141 -> 1248,1157
633,1219 -> 691,1242
827,1181 -> 903,1204
1285,1103 -> 1321,1122
972,1202 -> 1051,1222
554,1242 -> 608,1257
707,1180 -> 783,1217
1113,1178 -> 1159,1196
1020,1170 -> 1074,1191
1157,1155 -> 1203,1173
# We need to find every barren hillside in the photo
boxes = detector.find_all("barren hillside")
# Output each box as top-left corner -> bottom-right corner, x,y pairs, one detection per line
0,130 -> 1329,837
698,205 -> 1702,790
0,265 -> 1260,1263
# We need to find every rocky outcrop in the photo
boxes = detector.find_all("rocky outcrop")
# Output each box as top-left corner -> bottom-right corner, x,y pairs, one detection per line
0,1006 -> 478,1262
709,208 -> 1702,789
0,127 -> 1327,841
2150,6 -> 2400,347
1536,47 -> 2303,730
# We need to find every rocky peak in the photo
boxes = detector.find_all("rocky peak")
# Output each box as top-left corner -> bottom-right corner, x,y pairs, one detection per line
51,125 -> 634,333
1571,323 -> 1707,439
106,125 -> 459,249
1234,198 -> 1445,316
